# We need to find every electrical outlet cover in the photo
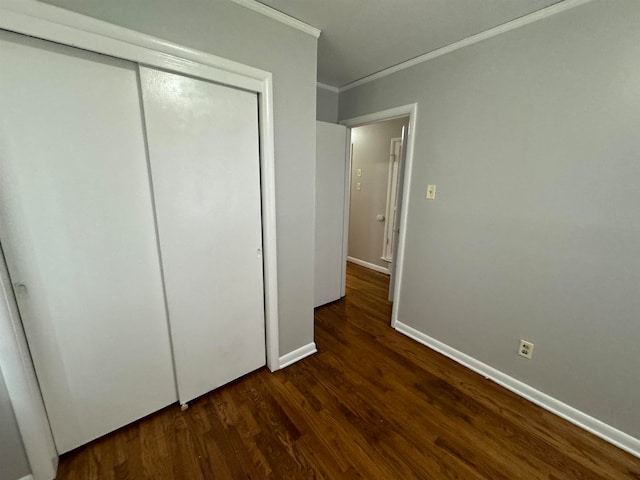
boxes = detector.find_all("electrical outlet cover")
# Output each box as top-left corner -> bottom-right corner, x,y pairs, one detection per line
518,339 -> 534,359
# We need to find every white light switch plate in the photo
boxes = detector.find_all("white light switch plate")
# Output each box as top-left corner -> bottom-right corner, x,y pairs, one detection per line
426,184 -> 436,199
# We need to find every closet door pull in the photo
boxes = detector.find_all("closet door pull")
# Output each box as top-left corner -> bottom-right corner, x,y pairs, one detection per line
13,283 -> 27,296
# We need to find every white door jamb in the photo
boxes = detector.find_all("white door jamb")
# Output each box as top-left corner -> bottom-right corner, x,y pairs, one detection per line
340,103 -> 418,328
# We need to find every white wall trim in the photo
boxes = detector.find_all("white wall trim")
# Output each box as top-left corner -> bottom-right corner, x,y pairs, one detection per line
279,342 -> 317,369
341,104 -> 418,324
340,132 -> 352,298
340,104 -> 416,129
317,82 -> 339,94
0,250 -> 58,480
1,1 -> 263,90
17,475 -> 34,480
347,257 -> 390,275
258,74 -> 281,372
340,0 -> 595,92
230,0 -> 321,39
395,321 -> 640,459
382,137 -> 402,262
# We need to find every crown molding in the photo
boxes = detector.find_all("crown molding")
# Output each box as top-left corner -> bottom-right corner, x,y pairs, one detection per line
316,82 -> 339,93
340,0 -> 595,92
231,0 -> 320,39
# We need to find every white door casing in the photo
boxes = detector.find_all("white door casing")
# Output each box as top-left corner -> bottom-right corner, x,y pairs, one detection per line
388,126 -> 409,302
341,104 -> 418,322
139,67 -> 266,405
0,31 -> 178,453
382,137 -> 403,263
0,248 -> 58,480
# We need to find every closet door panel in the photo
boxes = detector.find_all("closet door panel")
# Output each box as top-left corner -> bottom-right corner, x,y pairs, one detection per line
140,67 -> 266,404
0,32 -> 177,452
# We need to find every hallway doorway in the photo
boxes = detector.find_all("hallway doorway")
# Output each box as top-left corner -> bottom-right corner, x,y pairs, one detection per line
347,117 -> 409,281
341,103 -> 417,314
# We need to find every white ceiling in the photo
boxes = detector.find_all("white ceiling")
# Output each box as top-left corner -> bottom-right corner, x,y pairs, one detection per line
258,0 -> 563,87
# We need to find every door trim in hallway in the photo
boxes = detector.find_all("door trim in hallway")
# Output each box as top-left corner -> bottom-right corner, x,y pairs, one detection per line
341,103 -> 418,328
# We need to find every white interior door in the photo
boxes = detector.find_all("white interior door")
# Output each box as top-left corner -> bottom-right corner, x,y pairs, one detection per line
382,137 -> 402,262
389,126 -> 409,302
0,31 -> 177,452
315,122 -> 349,307
139,67 -> 266,405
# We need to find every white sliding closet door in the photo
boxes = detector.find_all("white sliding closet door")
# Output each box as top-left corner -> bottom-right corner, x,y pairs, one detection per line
139,67 -> 266,404
0,32 -> 177,452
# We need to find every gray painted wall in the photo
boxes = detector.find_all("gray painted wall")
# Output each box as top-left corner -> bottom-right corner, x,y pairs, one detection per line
316,86 -> 338,123
0,366 -> 29,480
349,118 -> 408,269
340,0 -> 640,439
41,0 -> 317,355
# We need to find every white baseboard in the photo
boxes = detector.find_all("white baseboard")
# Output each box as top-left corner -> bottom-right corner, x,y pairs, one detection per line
347,256 -> 390,275
394,321 -> 640,459
278,342 -> 317,369
18,475 -> 34,480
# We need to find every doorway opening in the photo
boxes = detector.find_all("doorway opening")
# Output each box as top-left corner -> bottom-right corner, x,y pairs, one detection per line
341,104 -> 417,326
313,104 -> 416,327
347,117 -> 408,277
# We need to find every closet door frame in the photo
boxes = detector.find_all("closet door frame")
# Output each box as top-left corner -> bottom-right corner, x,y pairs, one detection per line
0,0 -> 280,475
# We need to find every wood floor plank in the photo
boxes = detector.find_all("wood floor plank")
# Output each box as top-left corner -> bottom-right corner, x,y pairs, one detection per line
311,327 -> 535,479
54,262 -> 640,479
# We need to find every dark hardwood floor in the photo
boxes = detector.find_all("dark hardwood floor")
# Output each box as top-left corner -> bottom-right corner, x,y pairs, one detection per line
56,263 -> 640,479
